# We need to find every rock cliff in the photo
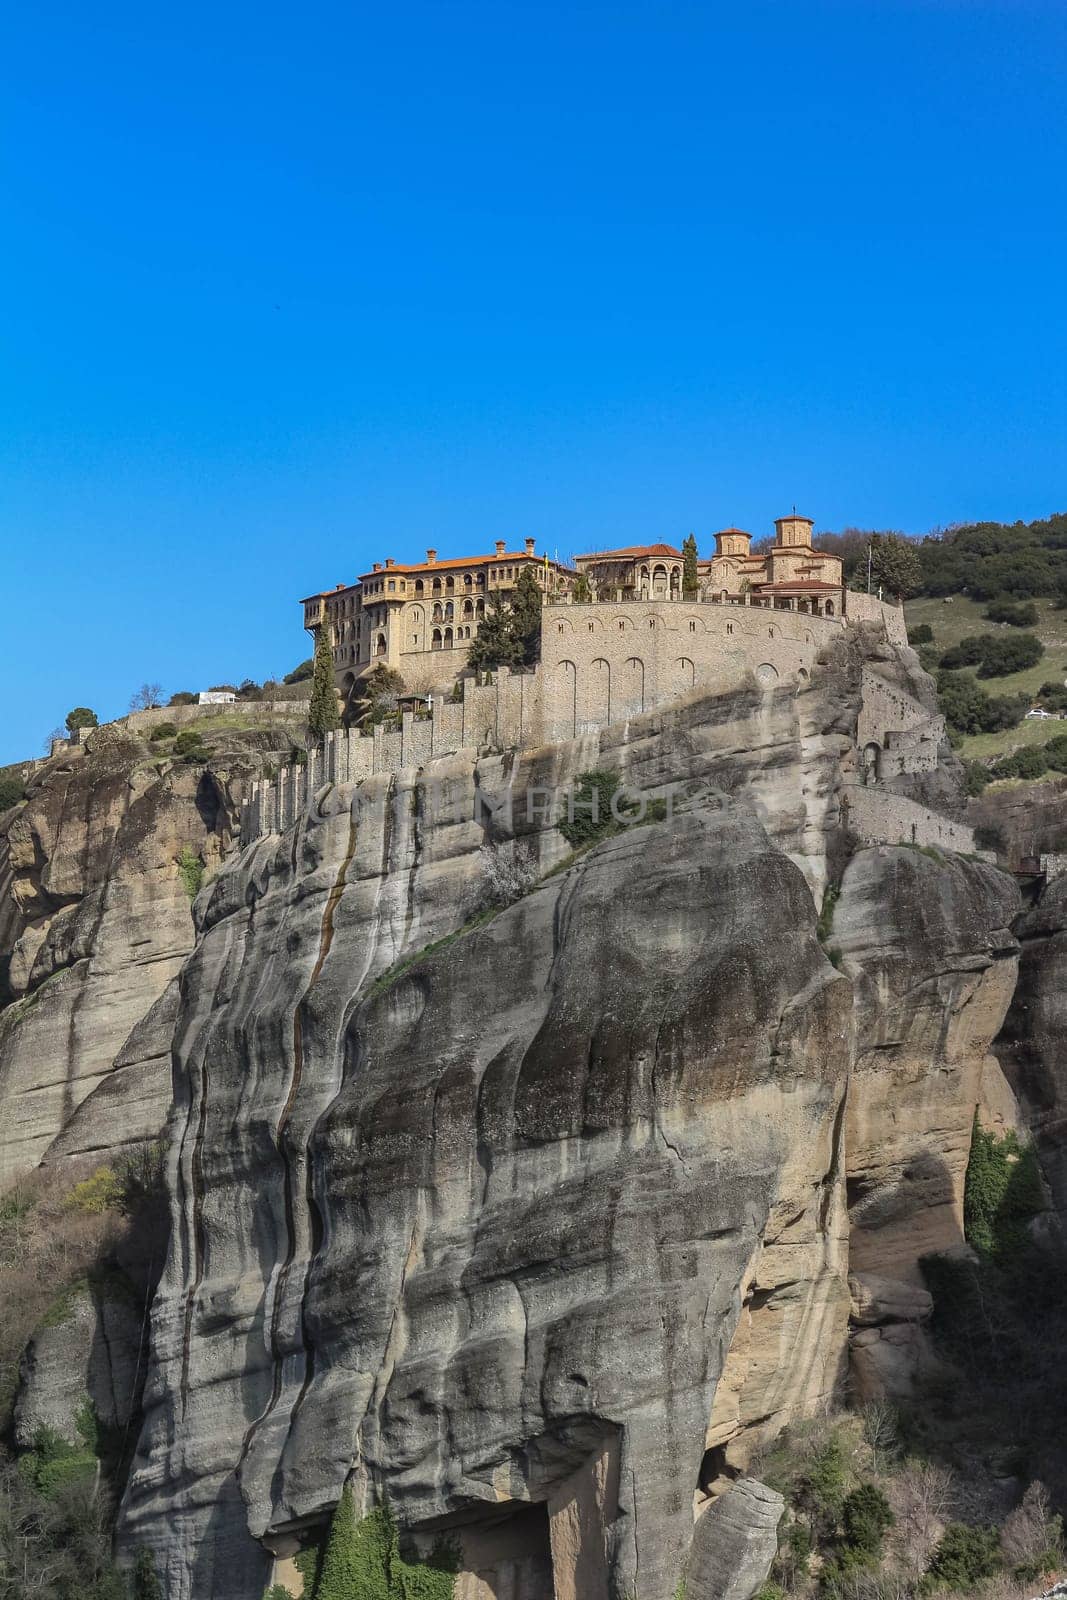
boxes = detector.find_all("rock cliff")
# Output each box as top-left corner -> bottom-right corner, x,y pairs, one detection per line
0,723 -> 295,1180
0,637 -> 1053,1600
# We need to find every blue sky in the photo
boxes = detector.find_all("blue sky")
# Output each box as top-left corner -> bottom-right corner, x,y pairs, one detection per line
2,0 -> 1065,762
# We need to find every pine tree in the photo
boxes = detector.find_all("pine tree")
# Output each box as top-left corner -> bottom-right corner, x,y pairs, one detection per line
682,533 -> 699,598
308,620 -> 340,738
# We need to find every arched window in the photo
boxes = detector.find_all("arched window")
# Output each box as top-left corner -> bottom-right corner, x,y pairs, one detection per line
414,579 -> 424,595
445,601 -> 454,620
444,626 -> 454,648
431,627 -> 443,650
375,632 -> 387,656
432,577 -> 442,595
825,600 -> 835,616
462,599 -> 474,618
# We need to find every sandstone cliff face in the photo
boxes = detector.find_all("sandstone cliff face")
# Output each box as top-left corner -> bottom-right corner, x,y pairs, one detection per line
114,636 -> 1011,1600
994,874 -> 1067,1219
122,760 -> 853,1600
831,846 -> 1020,1399
0,639 -> 1033,1600
0,727 -> 292,1180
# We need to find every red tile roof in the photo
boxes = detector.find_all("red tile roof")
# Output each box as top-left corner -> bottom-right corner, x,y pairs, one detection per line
755,579 -> 842,592
358,551 -> 568,580
576,543 -> 682,560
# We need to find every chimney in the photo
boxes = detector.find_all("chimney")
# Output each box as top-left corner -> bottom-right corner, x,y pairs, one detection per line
426,548 -> 437,564
384,557 -> 394,569
495,540 -> 506,556
372,562 -> 382,572
525,537 -> 536,555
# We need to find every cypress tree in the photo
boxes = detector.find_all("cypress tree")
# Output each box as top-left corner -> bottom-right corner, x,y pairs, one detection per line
308,619 -> 340,738
682,533 -> 699,598
511,566 -> 543,665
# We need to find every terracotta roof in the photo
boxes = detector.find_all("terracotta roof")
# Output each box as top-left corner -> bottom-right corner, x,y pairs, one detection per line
576,543 -> 683,560
755,579 -> 842,592
358,551 -> 570,580
301,550 -> 573,600
716,527 -> 751,537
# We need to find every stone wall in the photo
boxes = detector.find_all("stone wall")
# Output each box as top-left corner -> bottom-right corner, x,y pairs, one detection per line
124,702 -> 308,735
243,669 -> 542,839
842,786 -> 978,854
844,589 -> 909,645
244,593 -> 916,843
857,666 -> 945,780
539,599 -> 837,744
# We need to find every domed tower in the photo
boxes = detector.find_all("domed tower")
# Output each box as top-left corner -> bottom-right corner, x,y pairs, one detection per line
714,527 -> 752,558
774,513 -> 815,548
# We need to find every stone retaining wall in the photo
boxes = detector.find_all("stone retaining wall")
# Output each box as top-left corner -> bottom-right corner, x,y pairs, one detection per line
842,786 -> 977,854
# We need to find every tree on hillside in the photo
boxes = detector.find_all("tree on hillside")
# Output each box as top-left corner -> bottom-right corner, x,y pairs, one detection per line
129,683 -> 164,711
468,568 -> 543,673
65,707 -> 98,734
467,592 -> 523,673
353,663 -> 405,726
512,566 -> 543,663
869,534 -> 922,600
308,622 -> 340,738
682,533 -> 699,598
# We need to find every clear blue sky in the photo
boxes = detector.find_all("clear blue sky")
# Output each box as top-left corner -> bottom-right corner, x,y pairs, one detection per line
2,0 -> 1065,762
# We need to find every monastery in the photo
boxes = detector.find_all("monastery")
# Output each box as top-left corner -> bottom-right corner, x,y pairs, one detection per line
300,513 -> 844,711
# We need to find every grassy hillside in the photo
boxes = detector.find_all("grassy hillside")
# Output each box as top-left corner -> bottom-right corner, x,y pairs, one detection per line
904,595 -> 1067,760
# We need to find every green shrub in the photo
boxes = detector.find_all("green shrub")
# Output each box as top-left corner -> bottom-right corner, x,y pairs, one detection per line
149,721 -> 178,740
264,1588 -> 295,1600
18,1422 -> 97,1498
132,1548 -> 164,1599
0,776 -> 25,810
962,760 -> 990,796
284,658 -> 314,684
558,770 -> 640,848
940,632 -> 1044,677
964,1112 -> 1045,1259
936,671 -> 1028,735
65,1166 -> 123,1214
177,846 -> 204,899
924,1523 -> 1000,1590
985,599 -> 1039,626
840,1482 -> 894,1558
173,729 -> 209,762
817,882 -> 840,944
314,1490 -> 456,1600
909,622 -> 934,644
168,690 -> 197,705
991,745 -> 1049,781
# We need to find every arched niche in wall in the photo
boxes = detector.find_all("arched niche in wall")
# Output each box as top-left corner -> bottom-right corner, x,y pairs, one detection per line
620,655 -> 645,718
755,662 -> 779,686
673,656 -> 696,691
557,659 -> 577,738
588,657 -> 611,724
